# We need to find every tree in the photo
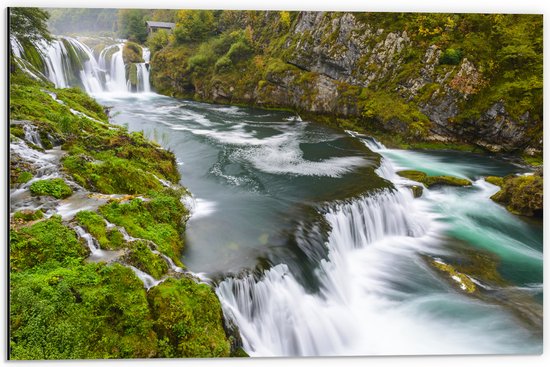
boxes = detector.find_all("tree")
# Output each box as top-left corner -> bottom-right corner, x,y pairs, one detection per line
174,10 -> 215,43
9,7 -> 51,44
117,9 -> 148,44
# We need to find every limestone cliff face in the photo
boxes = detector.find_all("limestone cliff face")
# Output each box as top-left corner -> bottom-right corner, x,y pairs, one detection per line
151,11 -> 542,154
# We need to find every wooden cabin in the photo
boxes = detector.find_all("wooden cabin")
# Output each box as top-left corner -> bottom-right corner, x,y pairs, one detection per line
146,21 -> 176,34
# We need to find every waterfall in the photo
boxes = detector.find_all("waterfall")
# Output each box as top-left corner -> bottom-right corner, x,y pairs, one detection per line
136,63 -> 151,93
216,135 -> 536,356
11,35 -> 151,95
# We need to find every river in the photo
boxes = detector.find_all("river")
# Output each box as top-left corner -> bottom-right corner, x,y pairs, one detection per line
13,36 -> 544,357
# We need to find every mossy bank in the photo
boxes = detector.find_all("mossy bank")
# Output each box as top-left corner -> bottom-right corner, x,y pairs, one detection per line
9,70 -> 239,359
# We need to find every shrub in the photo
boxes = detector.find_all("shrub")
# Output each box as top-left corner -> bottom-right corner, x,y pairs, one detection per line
214,55 -> 232,72
29,178 -> 73,199
439,48 -> 463,65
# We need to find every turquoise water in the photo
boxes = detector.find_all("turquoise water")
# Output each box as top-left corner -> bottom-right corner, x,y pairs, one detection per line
98,93 -> 542,356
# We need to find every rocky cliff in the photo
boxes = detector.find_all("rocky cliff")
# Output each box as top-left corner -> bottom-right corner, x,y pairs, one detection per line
150,11 -> 542,156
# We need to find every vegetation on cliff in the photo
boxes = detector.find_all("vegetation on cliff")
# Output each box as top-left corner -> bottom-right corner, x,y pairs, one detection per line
150,11 -> 542,157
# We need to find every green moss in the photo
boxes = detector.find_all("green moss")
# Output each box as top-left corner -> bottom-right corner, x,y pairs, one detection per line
485,176 -> 504,187
522,153 -> 543,167
10,216 -> 87,272
409,185 -> 423,198
74,210 -> 124,250
10,262 -> 157,359
430,258 -> 477,293
490,173 -> 543,217
128,63 -> 138,88
397,169 -> 472,187
12,209 -> 44,223
147,277 -> 231,358
126,240 -> 169,279
16,171 -> 33,184
99,190 -> 188,265
122,41 -> 144,64
29,178 -> 73,199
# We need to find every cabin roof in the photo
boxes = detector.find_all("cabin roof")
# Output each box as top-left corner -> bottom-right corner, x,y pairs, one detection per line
145,21 -> 175,29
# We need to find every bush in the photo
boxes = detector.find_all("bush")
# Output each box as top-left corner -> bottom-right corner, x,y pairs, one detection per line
214,55 -> 232,72
226,40 -> 252,62
29,178 -> 73,199
439,48 -> 463,65
147,29 -> 170,55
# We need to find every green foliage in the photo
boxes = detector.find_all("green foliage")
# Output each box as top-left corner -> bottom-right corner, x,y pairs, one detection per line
359,89 -> 431,138
10,262 -> 157,359
490,173 -> 543,217
99,190 -> 188,263
75,210 -> 124,250
29,178 -> 73,199
16,171 -> 33,184
10,216 -> 86,272
174,10 -> 216,43
214,55 -> 232,72
147,278 -> 231,358
13,209 -> 44,223
397,170 -> 472,187
9,8 -> 51,45
147,29 -> 170,55
117,9 -> 148,43
126,240 -> 169,279
439,48 -> 463,65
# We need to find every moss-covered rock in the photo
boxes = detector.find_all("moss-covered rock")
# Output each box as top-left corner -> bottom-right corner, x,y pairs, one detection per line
29,178 -> 73,199
125,240 -> 169,279
147,277 -> 231,358
74,210 -> 124,250
10,216 -> 88,272
10,262 -> 158,359
99,189 -> 188,265
408,184 -> 423,198
490,173 -> 543,217
122,42 -> 144,64
429,258 -> 477,293
12,209 -> 44,223
485,175 -> 504,187
397,169 -> 471,188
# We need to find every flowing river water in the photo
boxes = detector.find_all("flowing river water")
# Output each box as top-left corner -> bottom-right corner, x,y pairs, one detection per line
11,36 -> 543,356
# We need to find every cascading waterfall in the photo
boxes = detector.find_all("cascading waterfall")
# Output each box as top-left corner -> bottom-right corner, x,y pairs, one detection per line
10,35 -> 151,95
216,136 -> 540,356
